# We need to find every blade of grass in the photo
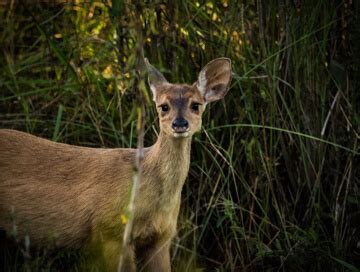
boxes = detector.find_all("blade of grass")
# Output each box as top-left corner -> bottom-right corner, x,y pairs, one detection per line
52,104 -> 64,142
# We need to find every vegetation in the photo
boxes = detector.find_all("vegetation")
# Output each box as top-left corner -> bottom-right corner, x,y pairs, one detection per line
0,0 -> 359,271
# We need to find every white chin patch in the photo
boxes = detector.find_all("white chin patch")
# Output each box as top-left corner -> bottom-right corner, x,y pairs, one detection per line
173,132 -> 190,138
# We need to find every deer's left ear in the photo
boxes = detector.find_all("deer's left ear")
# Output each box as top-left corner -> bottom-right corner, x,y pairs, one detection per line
196,58 -> 232,103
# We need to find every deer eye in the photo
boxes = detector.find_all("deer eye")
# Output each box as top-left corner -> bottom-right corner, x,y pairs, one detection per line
159,104 -> 169,113
191,103 -> 200,112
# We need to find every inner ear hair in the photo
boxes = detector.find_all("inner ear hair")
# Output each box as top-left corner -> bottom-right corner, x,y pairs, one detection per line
196,58 -> 232,103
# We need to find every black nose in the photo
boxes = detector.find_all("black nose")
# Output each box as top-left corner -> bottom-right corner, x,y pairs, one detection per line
172,118 -> 189,131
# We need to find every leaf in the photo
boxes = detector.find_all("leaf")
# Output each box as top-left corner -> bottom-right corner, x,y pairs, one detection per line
330,60 -> 346,87
330,256 -> 360,272
53,104 -> 64,142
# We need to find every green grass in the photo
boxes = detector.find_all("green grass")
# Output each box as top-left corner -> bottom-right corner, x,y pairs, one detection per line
1,1 -> 359,271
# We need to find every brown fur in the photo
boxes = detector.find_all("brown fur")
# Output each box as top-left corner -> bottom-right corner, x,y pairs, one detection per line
0,58 -> 231,271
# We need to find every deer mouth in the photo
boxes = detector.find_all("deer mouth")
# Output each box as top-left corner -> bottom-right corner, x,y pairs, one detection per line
172,127 -> 190,138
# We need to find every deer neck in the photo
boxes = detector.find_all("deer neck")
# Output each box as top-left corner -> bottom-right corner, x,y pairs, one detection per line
145,131 -> 192,188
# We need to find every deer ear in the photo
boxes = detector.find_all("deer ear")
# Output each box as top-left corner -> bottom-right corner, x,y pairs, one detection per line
145,58 -> 168,101
196,58 -> 232,103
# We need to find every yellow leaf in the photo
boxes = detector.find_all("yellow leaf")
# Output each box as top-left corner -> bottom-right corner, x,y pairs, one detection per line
106,82 -> 114,94
102,65 -> 113,79
121,214 -> 128,225
180,27 -> 189,37
212,13 -> 218,21
206,2 -> 213,9
221,0 -> 228,8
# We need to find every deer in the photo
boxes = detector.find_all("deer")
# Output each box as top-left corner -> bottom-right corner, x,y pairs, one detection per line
0,58 -> 232,271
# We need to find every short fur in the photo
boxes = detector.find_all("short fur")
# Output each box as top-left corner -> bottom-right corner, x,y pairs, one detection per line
0,58 -> 231,271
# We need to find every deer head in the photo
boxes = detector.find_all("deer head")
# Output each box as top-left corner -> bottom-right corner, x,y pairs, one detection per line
145,58 -> 232,138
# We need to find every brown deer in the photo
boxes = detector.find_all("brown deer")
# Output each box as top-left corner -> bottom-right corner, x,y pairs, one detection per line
0,58 -> 232,271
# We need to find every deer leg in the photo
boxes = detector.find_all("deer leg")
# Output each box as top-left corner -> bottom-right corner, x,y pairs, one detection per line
138,240 -> 171,272
102,240 -> 136,272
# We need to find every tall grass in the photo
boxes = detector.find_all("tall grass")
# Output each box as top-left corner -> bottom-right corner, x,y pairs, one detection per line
0,1 -> 359,271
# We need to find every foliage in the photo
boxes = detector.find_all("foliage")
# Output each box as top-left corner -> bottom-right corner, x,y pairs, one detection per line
0,0 -> 359,271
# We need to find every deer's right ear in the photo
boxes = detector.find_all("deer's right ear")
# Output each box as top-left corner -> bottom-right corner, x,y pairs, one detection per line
145,58 -> 168,101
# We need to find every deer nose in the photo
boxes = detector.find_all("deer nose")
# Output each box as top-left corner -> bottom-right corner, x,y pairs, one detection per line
172,118 -> 189,132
